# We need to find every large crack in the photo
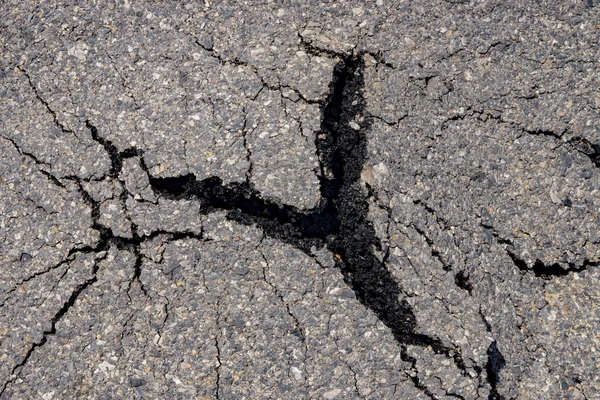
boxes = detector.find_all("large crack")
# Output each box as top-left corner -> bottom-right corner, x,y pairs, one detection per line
148,53 -> 484,387
9,49 -> 501,395
8,11 -> 599,400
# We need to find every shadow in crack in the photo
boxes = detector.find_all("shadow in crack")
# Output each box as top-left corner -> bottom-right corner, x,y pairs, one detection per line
487,341 -> 506,400
149,55 -> 471,374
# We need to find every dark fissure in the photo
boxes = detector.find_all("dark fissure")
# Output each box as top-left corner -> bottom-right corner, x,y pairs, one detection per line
486,341 -> 506,400
148,54 -> 494,385
2,49 -> 511,398
506,250 -> 598,280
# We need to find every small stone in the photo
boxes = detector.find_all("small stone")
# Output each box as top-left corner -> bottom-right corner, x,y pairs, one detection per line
234,262 -> 249,275
67,41 -> 89,60
290,366 -> 302,381
323,388 -> 342,399
352,7 -> 363,16
349,121 -> 360,130
361,165 -> 376,187
550,190 -> 562,205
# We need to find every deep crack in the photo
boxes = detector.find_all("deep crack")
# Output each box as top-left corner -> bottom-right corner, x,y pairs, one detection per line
11,48 -> 478,394
149,53 -> 471,375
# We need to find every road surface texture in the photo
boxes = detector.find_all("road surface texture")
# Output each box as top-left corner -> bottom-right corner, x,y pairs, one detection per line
1,1 -> 600,399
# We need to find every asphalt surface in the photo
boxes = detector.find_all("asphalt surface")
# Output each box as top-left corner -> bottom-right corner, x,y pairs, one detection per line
1,1 -> 600,399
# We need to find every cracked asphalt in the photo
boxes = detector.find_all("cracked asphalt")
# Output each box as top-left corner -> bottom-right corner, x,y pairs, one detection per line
1,1 -> 600,399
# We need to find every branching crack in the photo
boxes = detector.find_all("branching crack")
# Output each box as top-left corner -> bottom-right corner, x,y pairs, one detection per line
7,42 -> 497,394
0,252 -> 107,396
148,52 -> 473,377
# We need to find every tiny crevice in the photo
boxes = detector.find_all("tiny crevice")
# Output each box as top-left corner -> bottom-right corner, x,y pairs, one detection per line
521,126 -> 600,169
506,250 -> 597,280
128,248 -> 148,297
0,252 -> 107,396
478,41 -> 507,55
479,307 -> 492,333
1,245 -> 85,308
240,118 -> 253,183
192,39 -> 322,106
18,67 -> 74,135
399,345 -> 438,400
1,135 -> 51,169
448,391 -> 467,400
215,338 -> 222,399
521,127 -> 565,140
491,229 -> 598,279
348,364 -> 363,398
193,38 -> 248,69
365,112 -> 408,127
364,50 -> 396,69
440,108 -> 474,131
277,83 -> 323,105
297,33 -> 345,59
214,299 -> 223,400
411,223 -> 454,272
260,252 -> 306,344
445,107 -> 600,171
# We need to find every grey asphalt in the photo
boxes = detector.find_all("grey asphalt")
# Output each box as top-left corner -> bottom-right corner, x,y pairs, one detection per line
1,1 -> 600,399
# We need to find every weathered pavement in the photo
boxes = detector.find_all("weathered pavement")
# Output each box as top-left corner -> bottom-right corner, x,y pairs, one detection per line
1,1 -> 600,399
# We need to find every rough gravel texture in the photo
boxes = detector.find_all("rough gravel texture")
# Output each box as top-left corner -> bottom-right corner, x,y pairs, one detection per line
1,1 -> 600,399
